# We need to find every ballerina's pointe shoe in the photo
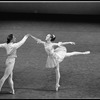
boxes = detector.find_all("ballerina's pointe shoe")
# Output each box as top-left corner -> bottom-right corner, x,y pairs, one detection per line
56,84 -> 60,91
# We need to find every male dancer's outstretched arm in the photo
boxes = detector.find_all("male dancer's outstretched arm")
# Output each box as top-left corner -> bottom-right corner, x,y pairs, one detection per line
13,34 -> 30,49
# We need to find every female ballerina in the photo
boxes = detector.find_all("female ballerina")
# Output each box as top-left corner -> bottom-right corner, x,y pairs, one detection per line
30,34 -> 90,91
0,33 -> 30,94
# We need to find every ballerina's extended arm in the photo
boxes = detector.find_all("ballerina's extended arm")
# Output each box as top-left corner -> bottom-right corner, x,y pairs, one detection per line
58,41 -> 75,46
51,41 -> 75,47
0,43 -> 6,48
30,35 -> 45,44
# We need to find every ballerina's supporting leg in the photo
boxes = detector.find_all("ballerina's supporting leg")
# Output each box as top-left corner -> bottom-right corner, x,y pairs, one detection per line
55,63 -> 60,91
54,51 -> 90,91
65,51 -> 90,57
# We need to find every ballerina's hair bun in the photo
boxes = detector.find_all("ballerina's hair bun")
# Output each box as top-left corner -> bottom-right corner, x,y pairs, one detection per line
50,34 -> 56,41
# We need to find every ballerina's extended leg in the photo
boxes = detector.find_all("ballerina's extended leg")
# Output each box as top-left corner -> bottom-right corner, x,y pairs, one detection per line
66,51 -> 90,57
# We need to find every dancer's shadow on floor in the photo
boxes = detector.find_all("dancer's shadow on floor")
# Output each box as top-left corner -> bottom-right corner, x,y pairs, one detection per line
32,85 -> 68,92
0,91 -> 12,95
33,85 -> 75,92
33,85 -> 56,92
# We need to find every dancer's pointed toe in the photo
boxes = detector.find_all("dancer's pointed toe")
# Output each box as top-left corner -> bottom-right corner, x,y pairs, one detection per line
56,84 -> 60,91
83,51 -> 90,54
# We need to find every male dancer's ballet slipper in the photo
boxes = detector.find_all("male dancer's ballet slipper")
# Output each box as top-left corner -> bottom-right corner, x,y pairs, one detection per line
9,90 -> 15,94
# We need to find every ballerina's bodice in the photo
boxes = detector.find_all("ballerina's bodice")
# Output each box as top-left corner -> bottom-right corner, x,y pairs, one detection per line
44,43 -> 55,56
44,43 -> 67,68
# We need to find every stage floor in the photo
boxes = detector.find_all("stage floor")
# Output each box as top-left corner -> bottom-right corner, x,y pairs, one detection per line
0,17 -> 100,99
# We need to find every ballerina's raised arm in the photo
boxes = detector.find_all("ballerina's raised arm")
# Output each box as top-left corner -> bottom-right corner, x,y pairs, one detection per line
58,41 -> 75,46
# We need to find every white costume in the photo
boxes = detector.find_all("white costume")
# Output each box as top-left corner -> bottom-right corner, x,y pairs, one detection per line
0,35 -> 28,62
30,35 -> 90,91
45,43 -> 67,68
0,35 -> 29,93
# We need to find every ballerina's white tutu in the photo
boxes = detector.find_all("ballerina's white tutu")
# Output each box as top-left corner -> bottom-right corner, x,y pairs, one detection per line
46,45 -> 67,68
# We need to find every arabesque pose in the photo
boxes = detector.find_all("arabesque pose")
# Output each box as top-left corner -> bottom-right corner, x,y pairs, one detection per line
30,34 -> 90,91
